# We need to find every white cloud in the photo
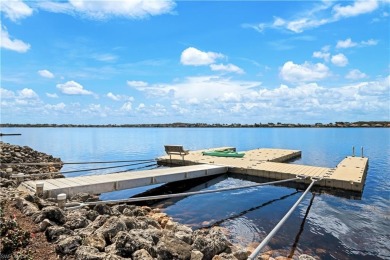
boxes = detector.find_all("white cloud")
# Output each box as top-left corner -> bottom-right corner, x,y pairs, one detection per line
37,0 -> 175,20
121,102 -> 132,112
313,51 -> 330,62
0,88 -> 15,99
0,0 -> 33,22
46,93 -> 59,98
0,23 -> 30,53
38,69 -> 55,78
331,53 -> 348,67
93,53 -> 117,62
346,69 -> 368,80
336,38 -> 357,48
333,0 -> 379,18
107,92 -> 134,101
127,80 -> 148,88
361,39 -> 378,46
18,88 -> 38,99
210,63 -> 244,74
44,102 -> 66,111
56,80 -> 93,95
244,0 -> 379,33
280,61 -> 330,83
180,47 -> 224,66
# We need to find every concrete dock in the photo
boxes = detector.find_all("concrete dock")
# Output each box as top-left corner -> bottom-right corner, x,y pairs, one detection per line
19,164 -> 227,198
18,146 -> 368,198
157,147 -> 368,192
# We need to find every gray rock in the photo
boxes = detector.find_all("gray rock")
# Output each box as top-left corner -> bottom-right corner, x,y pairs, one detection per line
119,216 -> 148,230
90,215 -> 110,228
15,198 -> 39,216
212,253 -> 238,260
87,210 -> 100,221
75,246 -> 107,260
39,218 -> 56,232
76,225 -> 96,238
38,206 -> 66,224
45,226 -> 73,242
65,213 -> 90,230
132,249 -> 153,260
83,232 -> 106,251
192,228 -> 231,260
104,254 -> 125,260
96,216 -> 127,242
114,230 -> 155,257
156,235 -> 192,260
56,235 -> 82,255
94,204 -> 113,215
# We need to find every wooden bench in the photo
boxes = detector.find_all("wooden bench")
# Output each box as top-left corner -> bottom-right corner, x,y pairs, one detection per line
164,145 -> 189,165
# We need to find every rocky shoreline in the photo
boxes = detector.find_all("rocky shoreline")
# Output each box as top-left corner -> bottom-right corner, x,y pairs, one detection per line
0,142 -> 318,260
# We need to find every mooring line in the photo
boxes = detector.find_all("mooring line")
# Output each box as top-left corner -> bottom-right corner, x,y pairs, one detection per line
247,178 -> 319,260
65,177 -> 303,210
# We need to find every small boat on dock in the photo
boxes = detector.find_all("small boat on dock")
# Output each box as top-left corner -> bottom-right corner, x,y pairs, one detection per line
202,149 -> 245,158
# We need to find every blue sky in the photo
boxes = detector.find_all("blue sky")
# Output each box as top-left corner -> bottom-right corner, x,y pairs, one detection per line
1,0 -> 389,124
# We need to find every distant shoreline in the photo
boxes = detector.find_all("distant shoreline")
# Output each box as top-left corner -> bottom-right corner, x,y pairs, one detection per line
1,121 -> 389,128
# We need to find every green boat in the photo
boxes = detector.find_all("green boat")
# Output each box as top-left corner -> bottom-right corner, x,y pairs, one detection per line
202,150 -> 245,158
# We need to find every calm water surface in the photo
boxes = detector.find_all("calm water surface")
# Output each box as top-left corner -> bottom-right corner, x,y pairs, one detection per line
1,127 -> 389,259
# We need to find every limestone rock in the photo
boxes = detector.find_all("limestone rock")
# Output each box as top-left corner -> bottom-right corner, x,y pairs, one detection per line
83,232 -> 106,251
75,246 -> 107,260
37,206 -> 66,224
94,204 -> 113,215
45,226 -> 73,242
39,218 -> 56,232
192,227 -> 231,260
190,249 -> 204,260
55,235 -> 82,255
114,230 -> 155,258
156,235 -> 192,260
95,216 -> 127,242
132,249 -> 154,260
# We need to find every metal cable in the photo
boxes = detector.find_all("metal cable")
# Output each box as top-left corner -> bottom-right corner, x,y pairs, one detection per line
247,178 -> 319,260
65,177 -> 302,210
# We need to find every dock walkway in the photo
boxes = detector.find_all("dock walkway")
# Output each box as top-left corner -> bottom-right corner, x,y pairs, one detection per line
19,164 -> 227,198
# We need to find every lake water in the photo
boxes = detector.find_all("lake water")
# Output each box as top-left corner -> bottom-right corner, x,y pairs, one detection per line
1,127 -> 389,259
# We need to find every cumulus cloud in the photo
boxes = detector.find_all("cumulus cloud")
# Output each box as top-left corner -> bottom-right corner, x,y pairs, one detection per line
38,69 -> 55,78
121,102 -> 132,112
210,63 -> 244,74
37,0 -> 176,20
0,0 -> 33,22
313,51 -> 330,62
346,69 -> 368,80
127,80 -> 148,88
44,102 -> 66,111
56,80 -> 93,95
361,39 -> 378,46
336,38 -> 357,48
280,61 -> 330,83
0,23 -> 30,53
0,88 -> 15,99
18,88 -> 38,99
333,0 -> 379,18
107,92 -> 134,101
46,93 -> 59,98
180,47 -> 224,66
331,53 -> 348,67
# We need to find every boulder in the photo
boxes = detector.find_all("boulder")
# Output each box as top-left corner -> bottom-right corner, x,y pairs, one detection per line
15,198 -> 39,216
156,235 -> 192,260
119,216 -> 148,230
90,214 -> 110,228
55,235 -> 82,255
114,230 -> 155,257
37,206 -> 66,224
190,249 -> 204,260
39,218 -> 56,232
45,226 -> 73,242
132,249 -> 154,260
94,204 -> 113,215
87,210 -> 100,221
64,211 -> 90,230
83,232 -> 106,251
95,216 -> 127,242
233,249 -> 248,260
75,246 -> 107,260
192,228 -> 231,260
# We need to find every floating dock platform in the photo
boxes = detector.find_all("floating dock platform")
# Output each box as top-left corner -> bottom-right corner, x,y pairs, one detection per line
157,147 -> 368,192
18,146 -> 368,198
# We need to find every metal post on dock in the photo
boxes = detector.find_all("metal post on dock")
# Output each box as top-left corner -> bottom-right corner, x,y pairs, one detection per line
57,193 -> 67,209
361,147 -> 364,158
16,173 -> 24,185
247,178 -> 318,260
352,146 -> 355,157
36,182 -> 44,197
